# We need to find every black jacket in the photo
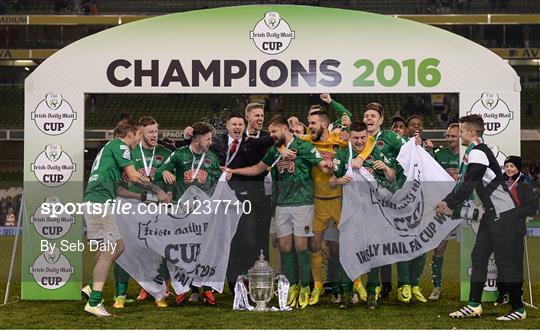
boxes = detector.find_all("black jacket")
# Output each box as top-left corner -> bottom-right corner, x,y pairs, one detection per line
443,143 -> 515,219
209,132 -> 273,196
505,172 -> 538,235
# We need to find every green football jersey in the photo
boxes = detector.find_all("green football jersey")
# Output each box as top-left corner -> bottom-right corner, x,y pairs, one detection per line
434,146 -> 460,174
328,100 -> 353,127
262,137 -> 323,207
374,129 -> 406,187
124,144 -> 172,194
373,129 -> 406,159
154,146 -> 221,200
84,138 -> 133,203
334,144 -> 398,192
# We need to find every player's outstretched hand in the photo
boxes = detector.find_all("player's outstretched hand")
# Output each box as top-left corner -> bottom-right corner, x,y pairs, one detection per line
338,175 -> 352,186
372,160 -> 389,172
281,148 -> 297,161
162,170 -> 176,184
157,191 -> 171,203
414,131 -> 422,145
341,114 -> 351,128
435,201 -> 452,216
220,166 -> 233,180
351,157 -> 364,169
320,93 -> 332,104
183,126 -> 194,140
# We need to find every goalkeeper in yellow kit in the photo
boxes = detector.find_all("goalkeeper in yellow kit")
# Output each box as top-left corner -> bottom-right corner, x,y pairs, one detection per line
300,108 -> 356,306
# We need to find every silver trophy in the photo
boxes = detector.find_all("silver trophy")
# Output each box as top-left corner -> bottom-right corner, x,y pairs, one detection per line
247,250 -> 275,311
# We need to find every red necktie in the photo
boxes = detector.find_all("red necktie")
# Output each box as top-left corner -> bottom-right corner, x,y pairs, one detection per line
229,139 -> 239,154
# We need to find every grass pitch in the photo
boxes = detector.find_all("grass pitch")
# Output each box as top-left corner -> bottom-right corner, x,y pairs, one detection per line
1,236 -> 539,329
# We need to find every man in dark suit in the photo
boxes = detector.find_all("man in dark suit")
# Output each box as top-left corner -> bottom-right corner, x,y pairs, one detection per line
208,110 -> 277,294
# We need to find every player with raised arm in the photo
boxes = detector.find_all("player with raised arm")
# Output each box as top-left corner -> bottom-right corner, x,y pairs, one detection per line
363,103 -> 427,303
299,110 -> 348,306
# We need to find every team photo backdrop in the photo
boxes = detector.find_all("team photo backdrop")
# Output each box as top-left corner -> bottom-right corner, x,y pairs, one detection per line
23,5 -> 520,300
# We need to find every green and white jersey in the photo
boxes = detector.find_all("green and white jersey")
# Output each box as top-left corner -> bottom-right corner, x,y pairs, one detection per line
154,146 -> 221,200
124,143 -> 172,194
434,146 -> 460,174
373,130 -> 406,159
328,100 -> 353,127
334,144 -> 398,192
262,137 -> 323,207
84,138 -> 133,204
373,130 -> 406,187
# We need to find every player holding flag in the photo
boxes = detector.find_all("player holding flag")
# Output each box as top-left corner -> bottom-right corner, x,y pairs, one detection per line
226,115 -> 333,309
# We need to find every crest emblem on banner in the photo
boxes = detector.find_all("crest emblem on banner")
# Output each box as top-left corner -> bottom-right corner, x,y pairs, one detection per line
264,12 -> 280,29
46,93 -> 62,110
467,92 -> 514,136
31,92 -> 77,136
250,11 -> 295,55
44,248 -> 61,264
45,144 -> 62,162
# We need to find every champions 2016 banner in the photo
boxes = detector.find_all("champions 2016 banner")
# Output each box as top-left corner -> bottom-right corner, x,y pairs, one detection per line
23,5 -> 520,301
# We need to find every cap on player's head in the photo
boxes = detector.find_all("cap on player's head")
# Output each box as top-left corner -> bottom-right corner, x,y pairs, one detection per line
268,114 -> 289,128
459,114 -> 485,136
365,102 -> 384,118
191,122 -> 214,139
244,102 -> 264,117
114,118 -> 139,138
139,116 -> 158,127
349,120 -> 368,133
309,110 -> 330,124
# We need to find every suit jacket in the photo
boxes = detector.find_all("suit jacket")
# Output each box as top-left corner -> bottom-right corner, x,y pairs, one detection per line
210,131 -> 274,196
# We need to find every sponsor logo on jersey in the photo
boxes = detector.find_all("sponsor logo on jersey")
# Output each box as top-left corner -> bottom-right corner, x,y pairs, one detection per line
250,12 -> 295,55
183,169 -> 208,183
319,150 -> 335,160
376,141 -> 385,149
467,92 -> 514,136
276,159 -> 296,174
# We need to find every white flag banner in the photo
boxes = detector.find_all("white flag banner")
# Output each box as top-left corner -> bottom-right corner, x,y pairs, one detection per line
340,140 -> 463,280
116,173 -> 242,298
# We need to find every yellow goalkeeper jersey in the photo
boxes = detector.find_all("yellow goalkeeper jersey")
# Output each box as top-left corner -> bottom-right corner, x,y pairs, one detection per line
300,132 -> 348,198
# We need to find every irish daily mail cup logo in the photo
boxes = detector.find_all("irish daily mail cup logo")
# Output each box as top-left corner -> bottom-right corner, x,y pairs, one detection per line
31,144 -> 76,187
467,93 -> 513,136
31,197 -> 75,239
29,248 -> 74,290
31,93 -> 77,135
250,12 -> 295,55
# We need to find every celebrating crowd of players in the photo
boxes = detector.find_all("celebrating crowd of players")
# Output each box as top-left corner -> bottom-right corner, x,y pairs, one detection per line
80,94 -> 534,321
